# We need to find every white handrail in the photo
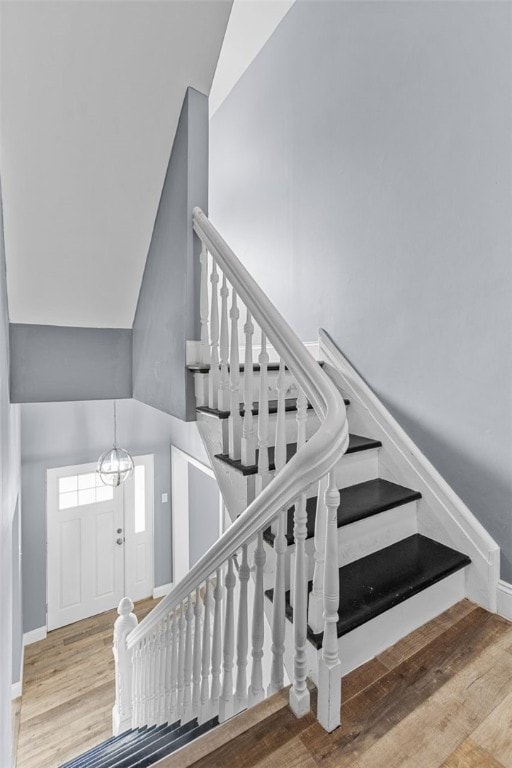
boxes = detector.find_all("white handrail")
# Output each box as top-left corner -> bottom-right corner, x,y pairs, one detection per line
127,209 -> 348,650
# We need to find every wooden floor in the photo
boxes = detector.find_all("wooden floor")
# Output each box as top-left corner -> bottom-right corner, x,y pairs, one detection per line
163,600 -> 512,768
14,597 -> 157,768
12,599 -> 512,768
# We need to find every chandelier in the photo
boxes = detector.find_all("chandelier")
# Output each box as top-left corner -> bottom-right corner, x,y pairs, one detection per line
97,401 -> 134,487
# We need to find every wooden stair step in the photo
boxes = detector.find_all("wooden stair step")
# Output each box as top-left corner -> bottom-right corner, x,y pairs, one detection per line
197,396 -> 350,420
263,478 -> 421,547
214,433 -> 381,476
265,534 -> 471,648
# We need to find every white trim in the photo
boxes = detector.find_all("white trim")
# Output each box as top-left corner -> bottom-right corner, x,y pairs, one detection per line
23,626 -> 47,646
11,681 -> 22,700
497,579 -> 512,621
171,446 -> 221,587
11,644 -> 24,700
153,583 -> 173,599
319,328 -> 500,612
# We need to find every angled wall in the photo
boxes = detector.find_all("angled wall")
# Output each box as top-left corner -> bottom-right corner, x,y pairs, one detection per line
132,87 -> 207,421
210,3 -> 512,578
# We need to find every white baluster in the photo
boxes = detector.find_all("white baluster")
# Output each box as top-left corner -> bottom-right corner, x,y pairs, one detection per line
256,331 -> 270,494
228,290 -> 242,460
309,475 -> 328,633
132,641 -> 141,728
235,545 -> 250,711
241,309 -> 255,465
183,595 -> 194,722
248,532 -> 266,706
317,471 -> 342,732
218,274 -> 230,411
219,557 -> 235,722
200,581 -> 212,723
268,507 -> 286,696
289,389 -> 310,717
140,637 -> 149,726
199,245 -> 210,366
208,261 -> 220,409
113,597 -> 138,734
211,568 -> 223,716
177,602 -> 186,719
154,621 -> 165,724
170,612 -> 179,723
268,370 -> 288,696
192,587 -> 202,719
164,615 -> 172,724
148,632 -> 156,725
274,359 -> 287,472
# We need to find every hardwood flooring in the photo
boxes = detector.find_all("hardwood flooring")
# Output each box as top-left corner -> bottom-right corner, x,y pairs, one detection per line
15,597 -> 157,768
161,600 -> 512,768
13,599 -> 512,768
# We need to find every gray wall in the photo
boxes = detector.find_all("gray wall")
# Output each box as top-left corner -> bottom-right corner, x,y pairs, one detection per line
10,324 -> 132,403
0,181 -> 21,761
132,86 -> 208,421
210,2 -> 512,577
188,464 -> 220,567
21,397 -> 208,633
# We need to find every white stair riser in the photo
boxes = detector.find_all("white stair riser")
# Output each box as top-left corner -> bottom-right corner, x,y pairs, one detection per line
287,567 -> 467,685
194,370 -> 298,408
333,449 -> 379,490
288,501 -> 419,601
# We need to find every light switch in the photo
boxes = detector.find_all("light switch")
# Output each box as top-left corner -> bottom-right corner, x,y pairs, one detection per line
161,493 -> 168,503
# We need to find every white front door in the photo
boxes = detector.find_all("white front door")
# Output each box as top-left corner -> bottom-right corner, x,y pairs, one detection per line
47,455 -> 154,631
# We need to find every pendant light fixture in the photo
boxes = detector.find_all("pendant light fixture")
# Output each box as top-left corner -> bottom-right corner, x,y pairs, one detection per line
97,400 -> 134,487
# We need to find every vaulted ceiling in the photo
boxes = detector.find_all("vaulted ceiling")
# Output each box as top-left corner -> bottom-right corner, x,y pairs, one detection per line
0,0 -> 232,328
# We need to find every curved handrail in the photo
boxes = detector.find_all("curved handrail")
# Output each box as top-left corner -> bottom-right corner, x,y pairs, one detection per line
127,209 -> 349,650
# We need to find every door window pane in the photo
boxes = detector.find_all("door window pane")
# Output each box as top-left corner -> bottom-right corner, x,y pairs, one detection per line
78,473 -> 97,490
59,476 -> 77,494
134,465 -> 146,533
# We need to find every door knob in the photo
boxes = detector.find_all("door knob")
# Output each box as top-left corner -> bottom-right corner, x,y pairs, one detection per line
117,528 -> 123,534
116,538 -> 124,546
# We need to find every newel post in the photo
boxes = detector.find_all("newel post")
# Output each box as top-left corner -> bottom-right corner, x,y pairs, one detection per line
112,597 -> 138,735
317,472 -> 342,732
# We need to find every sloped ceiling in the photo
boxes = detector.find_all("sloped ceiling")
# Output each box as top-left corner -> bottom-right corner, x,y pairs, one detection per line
0,0 -> 232,328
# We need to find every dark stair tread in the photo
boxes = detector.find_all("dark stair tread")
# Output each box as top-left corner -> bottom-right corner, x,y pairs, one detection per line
215,433 -> 381,476
129,717 -> 219,768
263,478 -> 422,546
188,361 -> 324,374
67,726 -> 162,768
85,722 -> 193,768
197,397 -> 349,420
265,534 -> 470,649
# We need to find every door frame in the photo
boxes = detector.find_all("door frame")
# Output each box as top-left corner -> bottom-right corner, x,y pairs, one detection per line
171,446 -> 224,587
46,454 -> 155,629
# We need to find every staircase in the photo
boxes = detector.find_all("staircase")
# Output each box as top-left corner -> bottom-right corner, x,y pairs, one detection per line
68,208 -> 499,767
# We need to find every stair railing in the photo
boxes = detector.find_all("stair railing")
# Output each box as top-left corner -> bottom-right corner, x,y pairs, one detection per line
112,208 -> 349,736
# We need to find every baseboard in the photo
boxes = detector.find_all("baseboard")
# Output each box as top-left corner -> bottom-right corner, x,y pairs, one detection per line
11,680 -> 22,700
497,579 -> 512,621
153,583 -> 173,599
23,626 -> 47,646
